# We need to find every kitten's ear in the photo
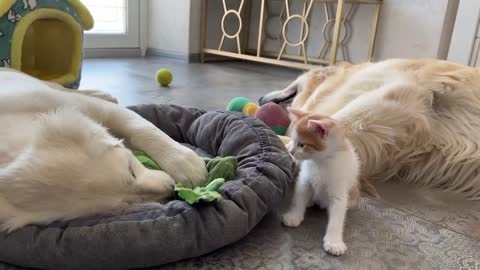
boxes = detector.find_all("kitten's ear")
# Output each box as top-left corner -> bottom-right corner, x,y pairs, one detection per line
308,119 -> 336,138
287,107 -> 308,120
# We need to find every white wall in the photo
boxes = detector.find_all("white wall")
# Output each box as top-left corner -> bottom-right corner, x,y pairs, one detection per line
372,0 -> 457,60
147,0 -> 191,54
197,0 -> 459,63
447,0 -> 480,65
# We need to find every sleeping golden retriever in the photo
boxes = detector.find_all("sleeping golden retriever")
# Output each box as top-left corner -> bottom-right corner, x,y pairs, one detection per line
260,59 -> 480,199
0,68 -> 207,232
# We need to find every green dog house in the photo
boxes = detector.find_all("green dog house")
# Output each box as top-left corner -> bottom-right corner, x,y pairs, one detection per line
0,0 -> 93,88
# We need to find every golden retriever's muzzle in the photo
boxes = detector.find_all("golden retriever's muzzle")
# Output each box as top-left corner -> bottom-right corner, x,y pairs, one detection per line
259,86 -> 298,107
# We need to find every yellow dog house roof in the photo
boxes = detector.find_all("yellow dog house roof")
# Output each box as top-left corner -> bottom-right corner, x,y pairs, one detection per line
0,0 -> 93,88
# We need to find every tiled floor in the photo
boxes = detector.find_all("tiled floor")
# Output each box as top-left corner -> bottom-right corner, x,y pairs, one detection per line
80,57 -> 301,110
2,57 -> 479,270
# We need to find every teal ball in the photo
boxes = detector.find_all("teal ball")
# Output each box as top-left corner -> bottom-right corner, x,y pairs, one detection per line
226,97 -> 251,112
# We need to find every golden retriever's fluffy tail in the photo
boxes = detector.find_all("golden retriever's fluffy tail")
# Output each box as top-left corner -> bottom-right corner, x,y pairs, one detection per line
359,176 -> 380,199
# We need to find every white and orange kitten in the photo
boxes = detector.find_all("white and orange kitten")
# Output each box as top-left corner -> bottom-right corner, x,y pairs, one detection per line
282,108 -> 360,256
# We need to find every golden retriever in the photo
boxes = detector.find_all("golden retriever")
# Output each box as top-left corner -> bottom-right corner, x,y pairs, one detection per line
260,59 -> 480,199
0,68 -> 207,232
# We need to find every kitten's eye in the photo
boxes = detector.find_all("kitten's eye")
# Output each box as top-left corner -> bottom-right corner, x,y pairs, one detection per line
298,142 -> 305,148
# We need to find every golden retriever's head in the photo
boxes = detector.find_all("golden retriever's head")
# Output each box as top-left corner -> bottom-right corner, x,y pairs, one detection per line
0,108 -> 172,221
259,62 -> 353,109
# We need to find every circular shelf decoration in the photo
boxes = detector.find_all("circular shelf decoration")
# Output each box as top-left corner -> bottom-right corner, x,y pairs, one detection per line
221,10 -> 242,39
282,14 -> 309,47
218,0 -> 245,53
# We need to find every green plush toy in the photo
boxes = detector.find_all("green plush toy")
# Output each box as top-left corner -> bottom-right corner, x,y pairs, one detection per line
133,150 -> 237,204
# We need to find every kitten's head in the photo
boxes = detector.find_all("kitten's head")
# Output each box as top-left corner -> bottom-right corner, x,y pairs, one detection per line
287,108 -> 342,160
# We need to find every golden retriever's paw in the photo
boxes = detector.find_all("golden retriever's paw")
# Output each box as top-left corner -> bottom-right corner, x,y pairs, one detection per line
0,217 -> 28,233
81,89 -> 118,104
160,147 -> 208,188
323,240 -> 347,256
135,170 -> 176,200
281,212 -> 303,227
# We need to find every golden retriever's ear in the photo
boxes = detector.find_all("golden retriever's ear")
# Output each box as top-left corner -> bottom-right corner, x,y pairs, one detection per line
288,107 -> 308,120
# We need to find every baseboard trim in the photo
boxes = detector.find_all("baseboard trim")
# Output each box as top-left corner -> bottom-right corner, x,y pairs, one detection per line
83,48 -> 201,62
84,48 -> 142,58
146,48 -> 200,63
188,53 -> 201,63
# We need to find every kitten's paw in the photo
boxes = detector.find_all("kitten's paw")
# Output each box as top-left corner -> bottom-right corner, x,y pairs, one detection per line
281,212 -> 304,227
323,240 -> 347,256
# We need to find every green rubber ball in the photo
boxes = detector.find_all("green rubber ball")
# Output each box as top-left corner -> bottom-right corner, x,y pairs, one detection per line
156,68 -> 173,87
226,97 -> 251,112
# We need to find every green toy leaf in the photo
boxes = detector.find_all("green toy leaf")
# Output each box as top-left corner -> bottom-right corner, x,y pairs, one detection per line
205,156 -> 237,182
205,177 -> 226,191
175,178 -> 225,204
132,150 -> 161,170
133,149 -> 237,205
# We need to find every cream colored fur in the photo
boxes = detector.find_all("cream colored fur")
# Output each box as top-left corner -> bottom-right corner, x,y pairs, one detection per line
260,59 -> 480,199
0,68 -> 208,232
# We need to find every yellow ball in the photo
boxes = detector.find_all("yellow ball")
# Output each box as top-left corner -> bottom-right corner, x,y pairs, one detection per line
242,102 -> 259,117
156,68 -> 173,87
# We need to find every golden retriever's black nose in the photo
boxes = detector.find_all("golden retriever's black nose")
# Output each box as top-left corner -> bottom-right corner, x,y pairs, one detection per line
259,88 -> 298,106
258,95 -> 269,105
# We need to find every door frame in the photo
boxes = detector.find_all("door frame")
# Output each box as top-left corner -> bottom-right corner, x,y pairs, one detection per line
448,0 -> 480,65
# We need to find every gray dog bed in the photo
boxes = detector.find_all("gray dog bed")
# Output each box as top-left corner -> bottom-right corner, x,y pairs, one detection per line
0,104 -> 294,270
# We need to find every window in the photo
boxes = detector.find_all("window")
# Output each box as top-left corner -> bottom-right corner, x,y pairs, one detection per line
82,0 -> 126,34
83,0 -> 140,49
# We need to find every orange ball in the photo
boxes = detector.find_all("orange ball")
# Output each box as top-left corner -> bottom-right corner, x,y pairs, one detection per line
242,102 -> 259,117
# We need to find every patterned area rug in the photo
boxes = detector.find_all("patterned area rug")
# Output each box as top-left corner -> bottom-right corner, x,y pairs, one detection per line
159,184 -> 480,270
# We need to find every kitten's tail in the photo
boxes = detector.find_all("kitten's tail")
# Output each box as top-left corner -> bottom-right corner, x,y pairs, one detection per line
359,176 -> 380,199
